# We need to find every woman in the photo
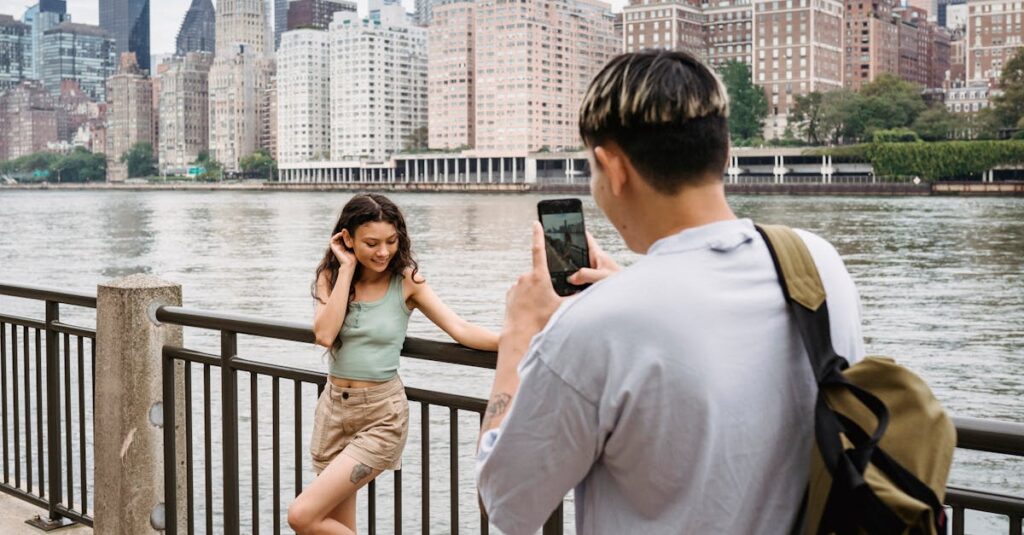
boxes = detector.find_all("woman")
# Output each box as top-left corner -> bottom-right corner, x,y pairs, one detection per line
288,193 -> 499,535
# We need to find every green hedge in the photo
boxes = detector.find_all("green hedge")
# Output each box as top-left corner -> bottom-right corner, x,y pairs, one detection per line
866,141 -> 1024,180
809,141 -> 1024,180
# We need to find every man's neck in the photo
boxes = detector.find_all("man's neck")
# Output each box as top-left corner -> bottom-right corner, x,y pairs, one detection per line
635,181 -> 737,253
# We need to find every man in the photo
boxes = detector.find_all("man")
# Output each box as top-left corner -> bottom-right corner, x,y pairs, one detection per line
475,50 -> 865,534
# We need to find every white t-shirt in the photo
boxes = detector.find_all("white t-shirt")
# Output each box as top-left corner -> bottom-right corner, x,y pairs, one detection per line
476,218 -> 865,535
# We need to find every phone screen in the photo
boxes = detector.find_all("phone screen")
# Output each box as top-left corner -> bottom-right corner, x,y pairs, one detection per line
538,199 -> 590,296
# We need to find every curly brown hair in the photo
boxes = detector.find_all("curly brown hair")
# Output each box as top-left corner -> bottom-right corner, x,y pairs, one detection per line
312,193 -> 421,351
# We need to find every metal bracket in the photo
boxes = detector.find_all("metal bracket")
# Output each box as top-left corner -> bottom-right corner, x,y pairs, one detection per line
25,515 -> 76,532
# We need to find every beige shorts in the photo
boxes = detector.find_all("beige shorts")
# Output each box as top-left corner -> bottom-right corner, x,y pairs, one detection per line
310,375 -> 409,473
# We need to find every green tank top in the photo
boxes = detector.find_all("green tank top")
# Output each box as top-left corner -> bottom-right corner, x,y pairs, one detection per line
330,274 -> 412,381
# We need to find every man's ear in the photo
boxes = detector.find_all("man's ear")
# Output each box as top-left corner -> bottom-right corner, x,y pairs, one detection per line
594,144 -> 628,197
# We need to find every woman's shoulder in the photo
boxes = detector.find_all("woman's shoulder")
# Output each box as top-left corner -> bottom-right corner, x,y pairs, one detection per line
400,267 -> 426,285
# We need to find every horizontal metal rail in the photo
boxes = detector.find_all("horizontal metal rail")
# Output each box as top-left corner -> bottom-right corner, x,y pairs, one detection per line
0,282 -> 97,309
156,305 -> 498,369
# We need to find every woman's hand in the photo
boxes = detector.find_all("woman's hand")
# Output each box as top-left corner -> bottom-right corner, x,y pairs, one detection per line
330,231 -> 357,272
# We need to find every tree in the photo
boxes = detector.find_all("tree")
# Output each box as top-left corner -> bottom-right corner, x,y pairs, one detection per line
403,125 -> 429,152
53,147 -> 106,182
239,148 -> 276,179
720,60 -> 768,141
818,89 -> 864,144
911,108 -> 958,141
790,92 -> 824,144
991,46 -> 1024,128
120,142 -> 157,178
856,75 -> 927,140
192,151 -> 223,180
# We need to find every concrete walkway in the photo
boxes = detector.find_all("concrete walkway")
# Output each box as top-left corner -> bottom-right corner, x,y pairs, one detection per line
0,495 -> 91,534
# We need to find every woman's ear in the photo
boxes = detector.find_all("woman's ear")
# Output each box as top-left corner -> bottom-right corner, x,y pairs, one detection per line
341,228 -> 354,249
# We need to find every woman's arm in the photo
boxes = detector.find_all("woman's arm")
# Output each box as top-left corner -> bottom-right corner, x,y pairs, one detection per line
409,278 -> 499,352
313,270 -> 354,348
313,232 -> 358,348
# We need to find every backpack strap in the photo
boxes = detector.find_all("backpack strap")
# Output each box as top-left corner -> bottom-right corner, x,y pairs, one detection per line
756,224 -> 948,535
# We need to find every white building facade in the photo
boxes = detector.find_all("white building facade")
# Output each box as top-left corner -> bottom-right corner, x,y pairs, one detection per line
329,2 -> 427,162
277,29 -> 330,164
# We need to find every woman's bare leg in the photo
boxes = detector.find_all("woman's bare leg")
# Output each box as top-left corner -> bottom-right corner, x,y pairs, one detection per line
288,452 -> 381,535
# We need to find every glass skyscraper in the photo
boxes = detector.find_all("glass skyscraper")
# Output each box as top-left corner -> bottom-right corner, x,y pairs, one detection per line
176,0 -> 216,56
99,0 -> 150,72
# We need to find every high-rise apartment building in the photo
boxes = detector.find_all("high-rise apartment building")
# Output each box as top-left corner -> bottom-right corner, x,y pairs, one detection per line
99,0 -> 150,72
209,47 -> 260,172
755,0 -> 844,138
415,0 -> 446,27
329,2 -> 427,161
623,0 -> 705,59
22,1 -> 70,81
938,0 -> 966,28
287,0 -> 357,31
428,0 -> 475,150
176,0 -> 216,55
273,0 -> 288,48
0,15 -> 31,91
966,0 -> 1024,83
277,29 -> 330,164
0,80 -> 58,160
844,0 -> 899,91
256,58 -> 277,157
40,22 -> 117,102
704,0 -> 754,69
217,0 -> 270,57
472,0 -> 618,153
58,79 -> 105,143
105,53 -> 153,181
159,52 -> 213,174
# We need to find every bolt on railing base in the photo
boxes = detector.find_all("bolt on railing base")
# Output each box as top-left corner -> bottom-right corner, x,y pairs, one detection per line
25,515 -> 76,532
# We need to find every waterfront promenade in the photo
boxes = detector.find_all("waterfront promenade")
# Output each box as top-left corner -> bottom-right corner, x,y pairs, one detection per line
1,179 -> 1023,196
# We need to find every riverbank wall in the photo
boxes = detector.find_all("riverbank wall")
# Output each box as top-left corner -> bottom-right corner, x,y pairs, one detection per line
2,181 -> 1023,196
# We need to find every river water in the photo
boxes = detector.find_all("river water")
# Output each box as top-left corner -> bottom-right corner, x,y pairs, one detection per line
0,190 -> 1021,534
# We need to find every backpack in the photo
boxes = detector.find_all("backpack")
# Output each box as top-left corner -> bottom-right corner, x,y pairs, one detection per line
756,224 -> 956,535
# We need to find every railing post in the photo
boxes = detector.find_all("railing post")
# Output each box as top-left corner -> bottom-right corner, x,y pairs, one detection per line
25,301 -> 73,530
95,275 -> 184,534
221,331 -> 240,535
542,504 -> 563,535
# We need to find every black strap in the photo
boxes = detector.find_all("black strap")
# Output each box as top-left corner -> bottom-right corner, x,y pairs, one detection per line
755,225 -> 946,535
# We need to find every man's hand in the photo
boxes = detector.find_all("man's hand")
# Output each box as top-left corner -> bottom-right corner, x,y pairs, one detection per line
481,222 -> 564,436
501,221 -> 564,356
568,231 -> 621,286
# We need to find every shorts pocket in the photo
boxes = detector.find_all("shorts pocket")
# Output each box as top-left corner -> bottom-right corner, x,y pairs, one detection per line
309,389 -> 332,463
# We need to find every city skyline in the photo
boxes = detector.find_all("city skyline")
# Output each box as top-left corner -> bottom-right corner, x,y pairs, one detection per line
3,0 -> 631,57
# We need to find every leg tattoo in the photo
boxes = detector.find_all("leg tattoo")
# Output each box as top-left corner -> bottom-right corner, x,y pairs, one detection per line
350,462 -> 373,484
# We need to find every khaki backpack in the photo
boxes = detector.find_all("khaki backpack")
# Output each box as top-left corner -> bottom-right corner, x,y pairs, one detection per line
756,224 -> 956,535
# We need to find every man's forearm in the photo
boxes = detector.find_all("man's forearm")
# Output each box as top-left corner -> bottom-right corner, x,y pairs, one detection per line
479,329 -> 531,436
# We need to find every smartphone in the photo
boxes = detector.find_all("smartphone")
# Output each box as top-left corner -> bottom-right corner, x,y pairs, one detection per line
538,198 -> 591,296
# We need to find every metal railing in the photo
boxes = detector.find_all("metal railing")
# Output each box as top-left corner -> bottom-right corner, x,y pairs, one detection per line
0,282 -> 97,529
0,281 -> 1022,533
155,304 -> 563,535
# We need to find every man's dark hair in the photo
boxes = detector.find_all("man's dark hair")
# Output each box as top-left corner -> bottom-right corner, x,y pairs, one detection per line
579,50 -> 730,194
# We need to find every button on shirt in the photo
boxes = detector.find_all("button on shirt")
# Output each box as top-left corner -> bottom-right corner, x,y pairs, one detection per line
475,219 -> 865,535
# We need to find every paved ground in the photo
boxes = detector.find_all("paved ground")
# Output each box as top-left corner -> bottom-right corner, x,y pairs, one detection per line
0,495 -> 91,534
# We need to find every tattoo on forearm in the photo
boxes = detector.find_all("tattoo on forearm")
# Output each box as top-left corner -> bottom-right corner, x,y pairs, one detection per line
350,463 -> 373,484
481,393 -> 512,431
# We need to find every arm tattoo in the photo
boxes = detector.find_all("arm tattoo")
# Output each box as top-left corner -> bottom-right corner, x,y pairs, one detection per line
481,393 -> 512,432
350,463 -> 374,484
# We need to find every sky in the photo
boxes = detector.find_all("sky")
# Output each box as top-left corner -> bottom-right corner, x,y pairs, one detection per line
1,0 -> 629,56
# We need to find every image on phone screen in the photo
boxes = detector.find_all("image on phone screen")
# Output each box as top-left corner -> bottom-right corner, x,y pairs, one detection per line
538,199 -> 590,296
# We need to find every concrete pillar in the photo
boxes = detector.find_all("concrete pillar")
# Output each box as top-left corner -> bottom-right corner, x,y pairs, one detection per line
95,274 -> 186,534
500,158 -> 506,183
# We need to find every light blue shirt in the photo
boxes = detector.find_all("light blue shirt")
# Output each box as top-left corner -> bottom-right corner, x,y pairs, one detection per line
476,219 -> 865,535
